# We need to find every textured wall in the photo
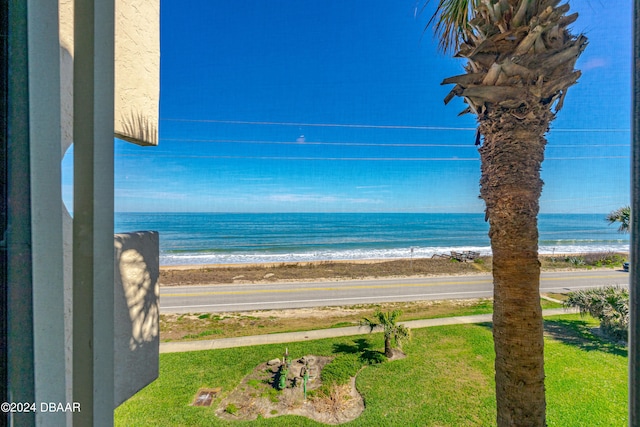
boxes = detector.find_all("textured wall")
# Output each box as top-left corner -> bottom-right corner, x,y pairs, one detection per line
113,0 -> 160,146
59,0 -> 160,147
114,231 -> 160,407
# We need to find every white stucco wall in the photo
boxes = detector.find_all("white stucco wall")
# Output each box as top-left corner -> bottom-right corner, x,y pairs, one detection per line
113,0 -> 160,146
114,232 -> 160,407
59,0 -> 160,147
57,0 -> 160,417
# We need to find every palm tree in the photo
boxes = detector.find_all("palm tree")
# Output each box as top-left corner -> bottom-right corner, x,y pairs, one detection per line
425,1 -> 587,425
360,310 -> 410,358
606,205 -> 630,233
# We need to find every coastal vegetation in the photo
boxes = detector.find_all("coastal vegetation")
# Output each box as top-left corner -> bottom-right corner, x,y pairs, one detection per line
160,297 -> 563,343
564,286 -> 629,342
540,252 -> 626,269
425,1 -> 587,424
115,314 -> 627,426
158,257 -> 490,286
159,253 -> 626,286
607,206 -> 631,233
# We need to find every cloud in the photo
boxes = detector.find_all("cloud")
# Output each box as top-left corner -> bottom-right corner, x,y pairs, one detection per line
266,193 -> 382,205
238,177 -> 274,182
267,194 -> 339,203
580,57 -> 607,71
355,185 -> 392,190
115,188 -> 189,200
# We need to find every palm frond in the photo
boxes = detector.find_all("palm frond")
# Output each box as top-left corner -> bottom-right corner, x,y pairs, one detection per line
564,286 -> 629,341
359,316 -> 379,333
425,0 -> 478,53
606,206 -> 631,233
392,324 -> 411,348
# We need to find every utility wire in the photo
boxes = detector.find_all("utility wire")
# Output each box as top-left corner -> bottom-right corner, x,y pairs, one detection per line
160,118 -> 476,131
160,117 -> 631,133
161,138 -> 475,147
117,153 -> 629,161
160,137 -> 631,148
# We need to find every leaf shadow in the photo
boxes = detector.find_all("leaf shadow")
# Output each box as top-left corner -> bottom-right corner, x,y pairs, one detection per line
332,338 -> 372,355
117,109 -> 158,146
476,319 -> 626,356
332,338 -> 387,364
543,318 -> 627,357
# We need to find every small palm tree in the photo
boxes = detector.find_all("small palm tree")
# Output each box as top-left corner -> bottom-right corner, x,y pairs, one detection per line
606,206 -> 631,233
360,310 -> 410,358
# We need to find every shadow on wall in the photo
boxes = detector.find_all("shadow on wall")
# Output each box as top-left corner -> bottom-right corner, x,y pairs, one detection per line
116,110 -> 158,146
114,231 -> 159,407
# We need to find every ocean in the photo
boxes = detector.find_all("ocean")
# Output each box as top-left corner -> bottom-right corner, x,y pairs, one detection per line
114,213 -> 630,266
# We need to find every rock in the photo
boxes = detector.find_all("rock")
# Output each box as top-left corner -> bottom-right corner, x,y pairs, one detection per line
232,275 -> 245,280
263,273 -> 275,279
289,364 -> 303,379
267,358 -> 280,366
307,366 -> 319,380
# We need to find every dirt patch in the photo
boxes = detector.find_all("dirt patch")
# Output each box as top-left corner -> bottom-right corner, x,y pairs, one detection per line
159,253 -> 625,287
215,355 -> 364,424
159,257 -> 492,286
386,348 -> 407,361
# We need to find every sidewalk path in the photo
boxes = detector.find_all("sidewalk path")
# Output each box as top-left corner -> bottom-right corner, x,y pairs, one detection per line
160,308 -> 575,353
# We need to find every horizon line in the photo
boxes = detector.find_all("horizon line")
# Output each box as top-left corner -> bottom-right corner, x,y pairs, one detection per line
113,211 -> 613,215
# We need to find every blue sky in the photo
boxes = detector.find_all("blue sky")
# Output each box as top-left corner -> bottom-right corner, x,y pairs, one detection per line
63,0 -> 632,213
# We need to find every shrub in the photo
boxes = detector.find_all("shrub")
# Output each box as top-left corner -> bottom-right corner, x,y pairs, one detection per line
581,252 -> 626,268
225,403 -> 238,415
564,256 -> 585,266
314,353 -> 365,397
564,286 -> 629,341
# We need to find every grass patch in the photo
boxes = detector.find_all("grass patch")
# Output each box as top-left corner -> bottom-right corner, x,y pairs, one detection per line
330,321 -> 356,329
318,353 -> 362,392
544,315 -> 628,426
182,329 -> 224,340
161,298 -> 563,342
116,313 -> 627,426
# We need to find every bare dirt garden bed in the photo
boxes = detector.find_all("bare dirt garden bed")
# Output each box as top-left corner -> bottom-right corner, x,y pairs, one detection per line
215,355 -> 365,424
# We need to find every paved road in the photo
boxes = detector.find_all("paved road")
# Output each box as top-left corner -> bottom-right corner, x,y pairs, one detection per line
160,269 -> 629,314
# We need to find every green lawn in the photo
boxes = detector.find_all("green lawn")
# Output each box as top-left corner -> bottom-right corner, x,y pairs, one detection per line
115,314 -> 627,426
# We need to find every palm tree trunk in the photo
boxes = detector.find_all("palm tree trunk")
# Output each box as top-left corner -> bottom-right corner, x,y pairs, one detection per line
479,107 -> 552,427
384,335 -> 393,358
